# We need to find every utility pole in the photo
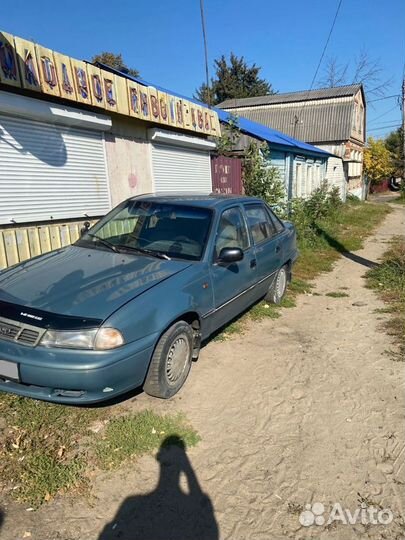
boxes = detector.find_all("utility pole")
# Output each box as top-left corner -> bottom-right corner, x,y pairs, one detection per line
402,78 -> 405,178
199,0 -> 210,107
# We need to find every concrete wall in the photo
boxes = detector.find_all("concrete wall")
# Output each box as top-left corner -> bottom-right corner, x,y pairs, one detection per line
105,115 -> 154,208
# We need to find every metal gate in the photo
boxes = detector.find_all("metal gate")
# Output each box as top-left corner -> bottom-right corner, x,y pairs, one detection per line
211,156 -> 243,194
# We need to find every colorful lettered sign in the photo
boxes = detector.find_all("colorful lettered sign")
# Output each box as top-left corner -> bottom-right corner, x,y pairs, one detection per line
36,45 -> 60,96
175,98 -> 184,128
182,100 -> 192,130
139,86 -> 150,121
14,36 -> 41,91
167,95 -> 177,126
85,63 -> 105,108
127,79 -> 141,118
102,72 -> 118,113
158,91 -> 169,125
115,74 -> 129,115
1,30 -> 220,136
71,59 -> 91,104
148,87 -> 160,123
54,52 -> 76,101
0,32 -> 20,87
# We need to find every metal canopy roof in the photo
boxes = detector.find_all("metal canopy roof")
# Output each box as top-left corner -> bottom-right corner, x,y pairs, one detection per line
95,62 -> 331,158
216,109 -> 331,157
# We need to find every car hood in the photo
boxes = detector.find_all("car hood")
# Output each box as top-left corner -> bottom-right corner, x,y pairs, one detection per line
0,246 -> 191,321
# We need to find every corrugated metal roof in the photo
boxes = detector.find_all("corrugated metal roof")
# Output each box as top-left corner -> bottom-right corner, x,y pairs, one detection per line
217,84 -> 362,108
216,109 -> 331,157
95,63 -> 331,157
223,100 -> 355,143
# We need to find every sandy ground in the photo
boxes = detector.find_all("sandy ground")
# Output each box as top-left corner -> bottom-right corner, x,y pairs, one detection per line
1,203 -> 404,540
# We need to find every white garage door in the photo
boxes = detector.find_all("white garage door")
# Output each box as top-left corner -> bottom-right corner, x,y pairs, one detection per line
0,114 -> 110,225
152,144 -> 212,194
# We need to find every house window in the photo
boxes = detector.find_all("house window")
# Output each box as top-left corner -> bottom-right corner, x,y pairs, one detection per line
315,164 -> 321,189
295,162 -> 303,197
307,164 -> 314,194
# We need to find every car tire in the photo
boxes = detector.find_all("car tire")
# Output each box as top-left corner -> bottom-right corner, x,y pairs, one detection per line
266,265 -> 288,304
143,321 -> 193,399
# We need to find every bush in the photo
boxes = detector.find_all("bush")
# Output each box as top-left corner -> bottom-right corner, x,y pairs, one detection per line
243,142 -> 286,206
282,183 -> 343,248
346,193 -> 361,204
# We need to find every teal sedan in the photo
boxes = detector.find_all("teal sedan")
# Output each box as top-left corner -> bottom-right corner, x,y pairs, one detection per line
0,195 -> 297,403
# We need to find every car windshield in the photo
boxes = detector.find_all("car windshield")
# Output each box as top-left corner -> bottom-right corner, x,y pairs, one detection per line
75,200 -> 212,261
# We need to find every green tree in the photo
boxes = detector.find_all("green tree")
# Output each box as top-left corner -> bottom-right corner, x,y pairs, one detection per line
195,53 -> 274,106
91,52 -> 139,78
385,128 -> 404,178
364,137 -> 394,185
243,142 -> 285,206
214,114 -> 241,156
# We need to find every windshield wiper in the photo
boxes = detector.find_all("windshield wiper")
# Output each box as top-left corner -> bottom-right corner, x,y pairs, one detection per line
87,233 -> 120,253
117,245 -> 171,260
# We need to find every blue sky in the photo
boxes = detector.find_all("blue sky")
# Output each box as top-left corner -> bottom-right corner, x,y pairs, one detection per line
2,0 -> 404,138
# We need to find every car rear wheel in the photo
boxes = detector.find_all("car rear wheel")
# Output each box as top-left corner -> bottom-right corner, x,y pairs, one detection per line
143,321 -> 193,399
266,265 -> 288,304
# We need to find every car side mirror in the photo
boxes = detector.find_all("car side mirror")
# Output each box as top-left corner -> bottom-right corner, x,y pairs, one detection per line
217,247 -> 244,264
80,221 -> 91,237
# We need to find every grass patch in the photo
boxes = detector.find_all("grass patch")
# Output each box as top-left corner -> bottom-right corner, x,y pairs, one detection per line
288,278 -> 313,295
95,410 -> 199,470
295,201 -> 391,282
325,291 -> 350,298
0,395 -> 199,506
0,395 -> 102,506
366,236 -> 405,360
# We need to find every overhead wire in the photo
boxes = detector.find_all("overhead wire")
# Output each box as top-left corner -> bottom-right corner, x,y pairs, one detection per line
293,0 -> 343,136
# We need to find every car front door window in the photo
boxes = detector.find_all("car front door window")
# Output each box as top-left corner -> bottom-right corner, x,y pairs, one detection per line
215,207 -> 249,258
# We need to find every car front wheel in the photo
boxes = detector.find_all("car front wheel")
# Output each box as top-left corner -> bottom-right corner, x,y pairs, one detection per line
143,321 -> 193,399
266,265 -> 288,304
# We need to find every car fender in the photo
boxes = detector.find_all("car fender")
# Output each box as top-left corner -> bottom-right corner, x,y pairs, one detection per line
103,262 -> 214,345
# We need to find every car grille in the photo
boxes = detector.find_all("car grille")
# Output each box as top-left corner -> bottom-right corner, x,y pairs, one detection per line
0,317 -> 45,347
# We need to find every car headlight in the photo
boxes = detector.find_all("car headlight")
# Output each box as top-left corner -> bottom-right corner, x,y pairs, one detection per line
40,328 -> 124,350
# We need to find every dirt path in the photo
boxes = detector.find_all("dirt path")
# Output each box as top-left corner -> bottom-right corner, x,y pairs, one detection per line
3,204 -> 405,540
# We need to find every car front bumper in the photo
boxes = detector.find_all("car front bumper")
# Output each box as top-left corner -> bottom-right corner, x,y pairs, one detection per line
0,333 -> 158,404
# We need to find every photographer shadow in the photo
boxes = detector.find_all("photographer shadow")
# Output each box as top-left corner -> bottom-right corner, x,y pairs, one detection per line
98,435 -> 218,540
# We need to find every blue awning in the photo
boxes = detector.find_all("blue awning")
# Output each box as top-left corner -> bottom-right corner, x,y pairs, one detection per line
94,62 -> 331,158
216,109 -> 331,157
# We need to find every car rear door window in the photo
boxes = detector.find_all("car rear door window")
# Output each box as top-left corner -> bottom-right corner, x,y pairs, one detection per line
266,207 -> 285,233
244,204 -> 277,245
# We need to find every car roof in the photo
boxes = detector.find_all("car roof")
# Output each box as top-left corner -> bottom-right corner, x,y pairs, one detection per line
128,193 -> 264,209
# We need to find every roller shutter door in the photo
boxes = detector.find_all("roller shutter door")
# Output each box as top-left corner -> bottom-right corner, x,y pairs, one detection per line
0,114 -> 110,225
152,144 -> 212,193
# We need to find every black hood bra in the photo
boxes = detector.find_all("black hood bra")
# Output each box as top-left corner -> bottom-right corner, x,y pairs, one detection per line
0,300 -> 103,330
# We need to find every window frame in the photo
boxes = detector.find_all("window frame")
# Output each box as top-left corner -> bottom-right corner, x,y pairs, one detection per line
212,205 -> 251,262
265,205 -> 285,235
76,200 -> 214,262
243,203 -> 280,246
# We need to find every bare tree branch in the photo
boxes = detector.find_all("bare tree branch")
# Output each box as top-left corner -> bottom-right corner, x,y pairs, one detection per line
317,50 -> 392,98
317,57 -> 348,87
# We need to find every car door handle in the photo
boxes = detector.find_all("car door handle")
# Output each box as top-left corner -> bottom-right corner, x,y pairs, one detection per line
275,245 -> 281,253
250,259 -> 257,268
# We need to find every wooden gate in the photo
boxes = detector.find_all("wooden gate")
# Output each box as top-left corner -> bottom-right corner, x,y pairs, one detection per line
211,156 -> 243,194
